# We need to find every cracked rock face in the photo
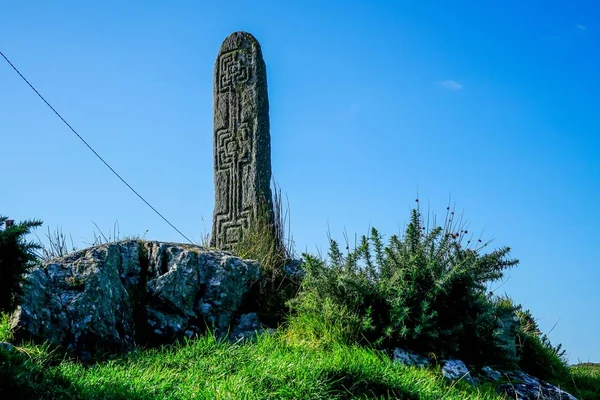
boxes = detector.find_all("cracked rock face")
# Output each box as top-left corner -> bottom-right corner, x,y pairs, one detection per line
11,240 -> 261,356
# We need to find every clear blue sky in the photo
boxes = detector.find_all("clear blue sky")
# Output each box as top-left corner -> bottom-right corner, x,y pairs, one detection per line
2,1 -> 598,364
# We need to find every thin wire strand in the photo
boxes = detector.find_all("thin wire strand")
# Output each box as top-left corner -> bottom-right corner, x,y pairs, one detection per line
1,50 -> 194,244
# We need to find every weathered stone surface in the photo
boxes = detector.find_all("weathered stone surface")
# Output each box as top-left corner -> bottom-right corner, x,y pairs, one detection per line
230,312 -> 274,342
11,240 -> 261,356
480,365 -> 502,381
497,370 -> 578,400
392,347 -> 432,368
442,359 -> 476,386
211,31 -> 274,250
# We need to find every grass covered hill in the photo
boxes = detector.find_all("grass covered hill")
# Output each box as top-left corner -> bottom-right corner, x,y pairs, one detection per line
1,207 -> 599,399
1,318 -> 599,399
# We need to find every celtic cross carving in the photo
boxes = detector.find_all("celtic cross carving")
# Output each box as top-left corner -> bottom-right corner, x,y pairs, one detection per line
211,32 -> 274,250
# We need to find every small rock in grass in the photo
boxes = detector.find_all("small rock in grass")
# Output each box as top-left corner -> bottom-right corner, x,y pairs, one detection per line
442,359 -> 476,386
392,348 -> 432,368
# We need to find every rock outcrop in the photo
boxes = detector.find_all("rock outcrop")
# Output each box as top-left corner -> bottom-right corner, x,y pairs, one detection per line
11,240 -> 264,357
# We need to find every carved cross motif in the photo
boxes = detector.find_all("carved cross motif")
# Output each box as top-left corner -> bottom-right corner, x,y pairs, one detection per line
211,32 -> 274,250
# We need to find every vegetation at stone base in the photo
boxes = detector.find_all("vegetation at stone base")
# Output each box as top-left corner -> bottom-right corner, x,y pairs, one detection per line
286,206 -> 521,368
0,321 -> 507,400
0,215 -> 42,313
233,183 -> 301,328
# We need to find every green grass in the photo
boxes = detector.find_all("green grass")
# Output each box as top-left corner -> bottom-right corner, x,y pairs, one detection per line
3,313 -> 599,400
1,326 -> 508,400
565,365 -> 600,399
0,313 -> 13,342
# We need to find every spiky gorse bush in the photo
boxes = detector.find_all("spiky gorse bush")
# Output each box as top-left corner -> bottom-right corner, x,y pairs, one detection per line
0,216 -> 42,313
288,206 -> 520,365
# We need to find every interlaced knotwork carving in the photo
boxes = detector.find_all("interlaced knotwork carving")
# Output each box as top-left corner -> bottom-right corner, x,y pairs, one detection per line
218,51 -> 249,93
211,32 -> 273,250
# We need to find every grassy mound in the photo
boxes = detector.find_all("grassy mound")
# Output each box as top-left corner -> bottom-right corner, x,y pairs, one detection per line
0,325 -> 504,400
2,205 -> 598,399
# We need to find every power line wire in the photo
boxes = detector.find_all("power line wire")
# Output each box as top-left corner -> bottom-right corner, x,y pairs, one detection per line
0,50 -> 194,244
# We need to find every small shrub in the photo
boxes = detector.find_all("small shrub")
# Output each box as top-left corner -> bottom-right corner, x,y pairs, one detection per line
0,216 -> 42,313
288,207 -> 520,365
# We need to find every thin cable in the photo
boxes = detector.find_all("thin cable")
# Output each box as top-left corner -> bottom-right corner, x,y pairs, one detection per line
1,50 -> 194,244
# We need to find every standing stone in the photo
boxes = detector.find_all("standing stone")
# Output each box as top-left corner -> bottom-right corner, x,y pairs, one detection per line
211,32 -> 274,250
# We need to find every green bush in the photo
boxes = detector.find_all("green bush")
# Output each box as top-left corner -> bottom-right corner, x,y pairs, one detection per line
0,216 -> 42,313
288,207 -> 520,366
515,305 -> 570,382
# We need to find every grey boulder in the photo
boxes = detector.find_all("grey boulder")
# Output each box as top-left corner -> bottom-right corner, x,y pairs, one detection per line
11,240 -> 261,356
